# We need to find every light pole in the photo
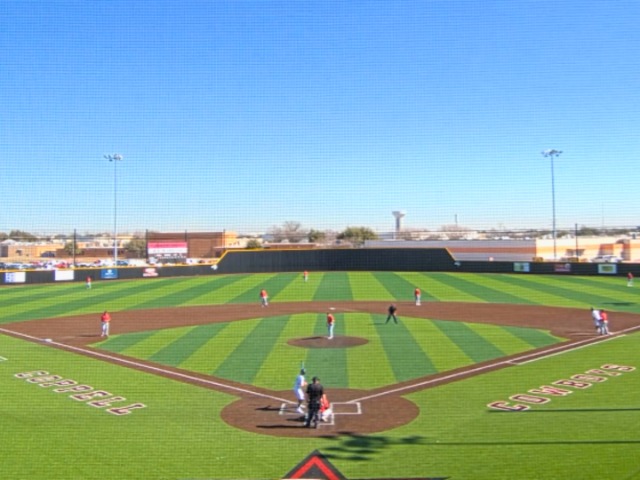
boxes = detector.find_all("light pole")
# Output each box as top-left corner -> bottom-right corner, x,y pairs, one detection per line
104,154 -> 123,266
541,149 -> 562,260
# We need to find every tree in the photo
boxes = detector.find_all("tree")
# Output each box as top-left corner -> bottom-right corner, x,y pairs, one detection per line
337,226 -> 378,247
245,239 -> 262,249
63,240 -> 84,256
307,229 -> 326,244
268,221 -> 308,243
9,230 -> 38,242
125,236 -> 147,258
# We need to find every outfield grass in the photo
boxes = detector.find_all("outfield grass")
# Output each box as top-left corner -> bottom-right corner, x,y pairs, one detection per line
1,272 -> 639,480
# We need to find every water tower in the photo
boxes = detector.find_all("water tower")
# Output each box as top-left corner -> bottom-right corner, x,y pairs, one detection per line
392,211 -> 406,239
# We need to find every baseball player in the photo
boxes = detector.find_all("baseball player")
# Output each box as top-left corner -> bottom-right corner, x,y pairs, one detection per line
86,276 -> 92,289
414,287 -> 421,306
600,310 -> 611,335
303,270 -> 309,282
590,307 -> 602,335
293,368 -> 307,414
259,289 -> 269,307
100,310 -> 111,337
326,312 -> 335,339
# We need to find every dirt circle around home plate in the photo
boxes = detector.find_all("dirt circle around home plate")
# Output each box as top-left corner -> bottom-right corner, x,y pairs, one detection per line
6,300 -> 640,437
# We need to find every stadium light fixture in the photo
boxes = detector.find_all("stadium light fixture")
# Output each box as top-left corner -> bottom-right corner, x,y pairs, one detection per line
104,154 -> 123,266
541,149 -> 562,260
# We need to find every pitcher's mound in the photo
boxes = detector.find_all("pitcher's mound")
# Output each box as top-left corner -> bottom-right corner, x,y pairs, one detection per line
288,336 -> 368,348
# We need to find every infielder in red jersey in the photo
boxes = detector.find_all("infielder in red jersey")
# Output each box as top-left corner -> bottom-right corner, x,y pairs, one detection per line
100,311 -> 111,337
259,289 -> 269,307
414,287 -> 421,306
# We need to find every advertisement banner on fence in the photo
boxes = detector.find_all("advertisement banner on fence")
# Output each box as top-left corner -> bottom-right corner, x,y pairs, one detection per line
54,270 -> 75,282
598,264 -> 618,275
554,263 -> 572,273
5,272 -> 26,283
101,269 -> 119,280
513,262 -> 530,273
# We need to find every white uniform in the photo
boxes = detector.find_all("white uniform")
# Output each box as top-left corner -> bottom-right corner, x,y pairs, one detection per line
591,308 -> 602,334
293,372 -> 306,413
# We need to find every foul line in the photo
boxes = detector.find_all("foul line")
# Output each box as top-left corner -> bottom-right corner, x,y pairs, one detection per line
0,327 -> 291,404
352,324 -> 640,404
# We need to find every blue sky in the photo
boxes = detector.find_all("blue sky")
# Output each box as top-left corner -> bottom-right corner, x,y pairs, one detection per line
2,1 -> 640,236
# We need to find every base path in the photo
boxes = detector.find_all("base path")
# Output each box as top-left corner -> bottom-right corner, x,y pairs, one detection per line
5,301 -> 640,437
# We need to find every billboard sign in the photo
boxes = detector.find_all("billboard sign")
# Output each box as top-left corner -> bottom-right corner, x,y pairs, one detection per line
148,242 -> 188,258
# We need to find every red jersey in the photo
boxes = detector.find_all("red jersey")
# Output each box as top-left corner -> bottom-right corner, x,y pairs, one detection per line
260,289 -> 267,298
327,314 -> 335,325
101,312 -> 111,323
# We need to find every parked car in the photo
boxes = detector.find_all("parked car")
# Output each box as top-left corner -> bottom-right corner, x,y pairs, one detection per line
591,255 -> 622,263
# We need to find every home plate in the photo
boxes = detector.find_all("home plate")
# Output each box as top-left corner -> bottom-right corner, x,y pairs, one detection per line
329,307 -> 336,310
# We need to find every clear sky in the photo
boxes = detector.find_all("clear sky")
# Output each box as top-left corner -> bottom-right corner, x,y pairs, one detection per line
2,1 -> 640,236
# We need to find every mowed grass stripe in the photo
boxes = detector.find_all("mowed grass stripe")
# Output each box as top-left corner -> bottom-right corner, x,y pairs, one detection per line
432,319 -> 505,363
469,323 -> 547,355
177,321 -> 254,373
180,274 -> 256,306
149,323 -> 228,366
306,313 -> 349,388
255,313 -> 314,390
550,275 -> 640,308
274,273 -> 318,302
502,325 -> 561,348
216,274 -> 272,304
464,274 -> 543,305
96,330 -> 157,353
313,272 -> 353,301
1,278 -> 187,323
432,273 -> 531,304
420,273 -> 486,302
371,272 -> 419,301
120,276 -> 222,310
489,275 -> 591,308
0,282 -> 89,309
496,274 -> 603,308
348,272 -> 393,301
228,273 -> 299,304
114,327 -> 188,359
214,315 -> 290,384
417,272 -> 468,302
395,272 -> 442,302
402,318 -> 472,371
344,313 -> 396,389
374,314 -> 437,381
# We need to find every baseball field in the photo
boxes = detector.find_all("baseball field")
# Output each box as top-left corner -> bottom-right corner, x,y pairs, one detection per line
1,271 -> 639,479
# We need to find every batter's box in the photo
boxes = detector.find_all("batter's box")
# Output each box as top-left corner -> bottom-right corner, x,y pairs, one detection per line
331,402 -> 362,415
278,403 -> 305,416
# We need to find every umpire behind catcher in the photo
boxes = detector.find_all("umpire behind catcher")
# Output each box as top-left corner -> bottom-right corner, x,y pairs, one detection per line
305,376 -> 324,428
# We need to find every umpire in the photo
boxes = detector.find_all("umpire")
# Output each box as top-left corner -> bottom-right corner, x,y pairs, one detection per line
305,376 -> 324,428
